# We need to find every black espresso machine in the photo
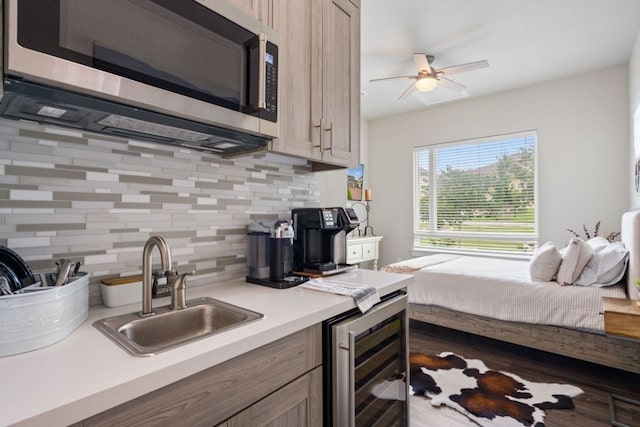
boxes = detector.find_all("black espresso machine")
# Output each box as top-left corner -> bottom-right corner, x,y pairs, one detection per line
291,207 -> 359,275
246,219 -> 309,288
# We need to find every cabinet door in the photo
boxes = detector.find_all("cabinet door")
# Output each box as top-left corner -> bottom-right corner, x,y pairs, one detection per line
225,0 -> 259,18
271,0 -> 323,160
321,0 -> 360,167
222,367 -> 322,427
225,0 -> 274,26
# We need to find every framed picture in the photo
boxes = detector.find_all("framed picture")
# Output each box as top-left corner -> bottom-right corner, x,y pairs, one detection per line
347,164 -> 364,200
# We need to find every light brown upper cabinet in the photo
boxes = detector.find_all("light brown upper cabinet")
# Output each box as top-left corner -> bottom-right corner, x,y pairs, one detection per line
271,0 -> 360,169
225,0 -> 275,27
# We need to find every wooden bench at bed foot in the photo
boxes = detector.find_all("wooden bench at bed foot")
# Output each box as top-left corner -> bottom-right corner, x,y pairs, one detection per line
409,304 -> 640,374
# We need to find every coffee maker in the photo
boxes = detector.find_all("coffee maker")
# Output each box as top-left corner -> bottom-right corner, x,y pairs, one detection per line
246,219 -> 309,288
291,207 -> 359,275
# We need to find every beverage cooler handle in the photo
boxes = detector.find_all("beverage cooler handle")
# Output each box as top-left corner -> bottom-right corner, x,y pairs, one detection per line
347,330 -> 356,427
338,331 -> 357,426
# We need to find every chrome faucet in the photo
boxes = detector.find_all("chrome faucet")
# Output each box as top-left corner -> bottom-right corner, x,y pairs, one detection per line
141,236 -> 173,317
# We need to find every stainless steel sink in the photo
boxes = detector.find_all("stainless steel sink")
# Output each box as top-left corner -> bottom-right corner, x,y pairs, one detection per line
93,297 -> 263,356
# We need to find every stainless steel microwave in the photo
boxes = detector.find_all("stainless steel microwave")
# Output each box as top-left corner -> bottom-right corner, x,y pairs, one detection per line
0,0 -> 279,157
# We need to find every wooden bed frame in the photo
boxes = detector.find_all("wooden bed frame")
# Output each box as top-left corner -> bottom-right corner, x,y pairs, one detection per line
406,210 -> 640,374
409,304 -> 640,374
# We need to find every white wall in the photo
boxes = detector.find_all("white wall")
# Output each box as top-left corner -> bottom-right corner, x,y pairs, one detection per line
316,168 -> 346,207
630,27 -> 640,207
318,119 -> 371,223
368,66 -> 630,267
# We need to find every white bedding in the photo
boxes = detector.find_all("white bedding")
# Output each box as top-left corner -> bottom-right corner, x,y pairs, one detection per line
387,255 -> 627,333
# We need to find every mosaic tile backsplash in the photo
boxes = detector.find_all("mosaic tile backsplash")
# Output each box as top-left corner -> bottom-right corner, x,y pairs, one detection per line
0,118 -> 320,305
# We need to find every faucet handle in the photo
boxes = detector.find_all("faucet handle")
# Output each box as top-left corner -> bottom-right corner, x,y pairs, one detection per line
170,270 -> 194,310
163,269 -> 178,280
175,270 -> 195,284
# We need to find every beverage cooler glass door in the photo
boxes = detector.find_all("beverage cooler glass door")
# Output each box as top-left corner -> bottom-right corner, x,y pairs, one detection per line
332,293 -> 409,427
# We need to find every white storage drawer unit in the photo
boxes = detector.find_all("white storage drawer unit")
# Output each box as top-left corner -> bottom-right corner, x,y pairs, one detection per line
347,236 -> 383,269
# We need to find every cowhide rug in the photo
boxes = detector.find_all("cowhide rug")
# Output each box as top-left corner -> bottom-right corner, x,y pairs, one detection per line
410,352 -> 583,427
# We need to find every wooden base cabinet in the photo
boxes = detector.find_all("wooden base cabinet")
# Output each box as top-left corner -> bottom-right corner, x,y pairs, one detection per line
82,325 -> 322,427
271,0 -> 360,169
220,367 -> 322,427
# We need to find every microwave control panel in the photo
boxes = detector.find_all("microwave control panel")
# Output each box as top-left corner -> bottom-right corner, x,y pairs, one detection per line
263,42 -> 278,122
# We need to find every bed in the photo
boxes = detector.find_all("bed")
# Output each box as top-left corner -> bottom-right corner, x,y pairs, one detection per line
383,210 -> 640,374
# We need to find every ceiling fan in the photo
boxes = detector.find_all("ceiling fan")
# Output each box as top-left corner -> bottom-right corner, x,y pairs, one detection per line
370,53 -> 489,99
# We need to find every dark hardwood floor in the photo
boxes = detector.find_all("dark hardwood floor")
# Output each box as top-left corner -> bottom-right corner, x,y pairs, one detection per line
409,320 -> 640,426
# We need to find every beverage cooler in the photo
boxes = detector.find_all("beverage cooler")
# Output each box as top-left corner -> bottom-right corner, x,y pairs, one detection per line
323,290 -> 409,427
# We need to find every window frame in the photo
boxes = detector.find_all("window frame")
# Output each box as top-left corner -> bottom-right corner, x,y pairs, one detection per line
412,130 -> 539,257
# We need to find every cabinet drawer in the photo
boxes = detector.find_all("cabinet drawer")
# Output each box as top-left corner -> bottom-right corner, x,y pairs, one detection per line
347,244 -> 363,264
361,242 -> 377,261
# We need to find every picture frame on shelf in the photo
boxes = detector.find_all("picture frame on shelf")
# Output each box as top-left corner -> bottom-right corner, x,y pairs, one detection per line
347,164 -> 364,201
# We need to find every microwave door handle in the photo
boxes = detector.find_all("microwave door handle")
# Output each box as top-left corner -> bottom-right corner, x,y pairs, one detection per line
255,33 -> 267,111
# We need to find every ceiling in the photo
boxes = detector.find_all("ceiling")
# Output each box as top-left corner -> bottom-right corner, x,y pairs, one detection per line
360,0 -> 640,120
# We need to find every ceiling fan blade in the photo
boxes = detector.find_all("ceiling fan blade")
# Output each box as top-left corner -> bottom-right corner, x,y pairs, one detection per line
437,60 -> 489,76
413,53 -> 433,74
437,77 -> 468,94
399,81 -> 417,99
370,75 -> 417,82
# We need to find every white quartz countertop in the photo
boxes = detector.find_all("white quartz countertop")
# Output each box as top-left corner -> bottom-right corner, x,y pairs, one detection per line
1,269 -> 412,427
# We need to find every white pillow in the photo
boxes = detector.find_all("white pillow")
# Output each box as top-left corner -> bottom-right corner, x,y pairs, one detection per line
556,238 -> 594,285
586,236 -> 609,252
529,241 -> 562,282
574,241 -> 629,286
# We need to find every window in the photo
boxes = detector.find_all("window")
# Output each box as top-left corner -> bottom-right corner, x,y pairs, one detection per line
414,131 -> 538,255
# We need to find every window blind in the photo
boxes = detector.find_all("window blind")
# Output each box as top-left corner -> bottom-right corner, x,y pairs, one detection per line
414,131 -> 538,254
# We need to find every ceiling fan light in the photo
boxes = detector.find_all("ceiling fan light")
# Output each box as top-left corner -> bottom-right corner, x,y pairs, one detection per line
415,77 -> 438,92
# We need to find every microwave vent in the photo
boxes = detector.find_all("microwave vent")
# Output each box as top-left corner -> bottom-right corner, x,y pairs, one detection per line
0,79 -> 272,157
97,114 -> 213,142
